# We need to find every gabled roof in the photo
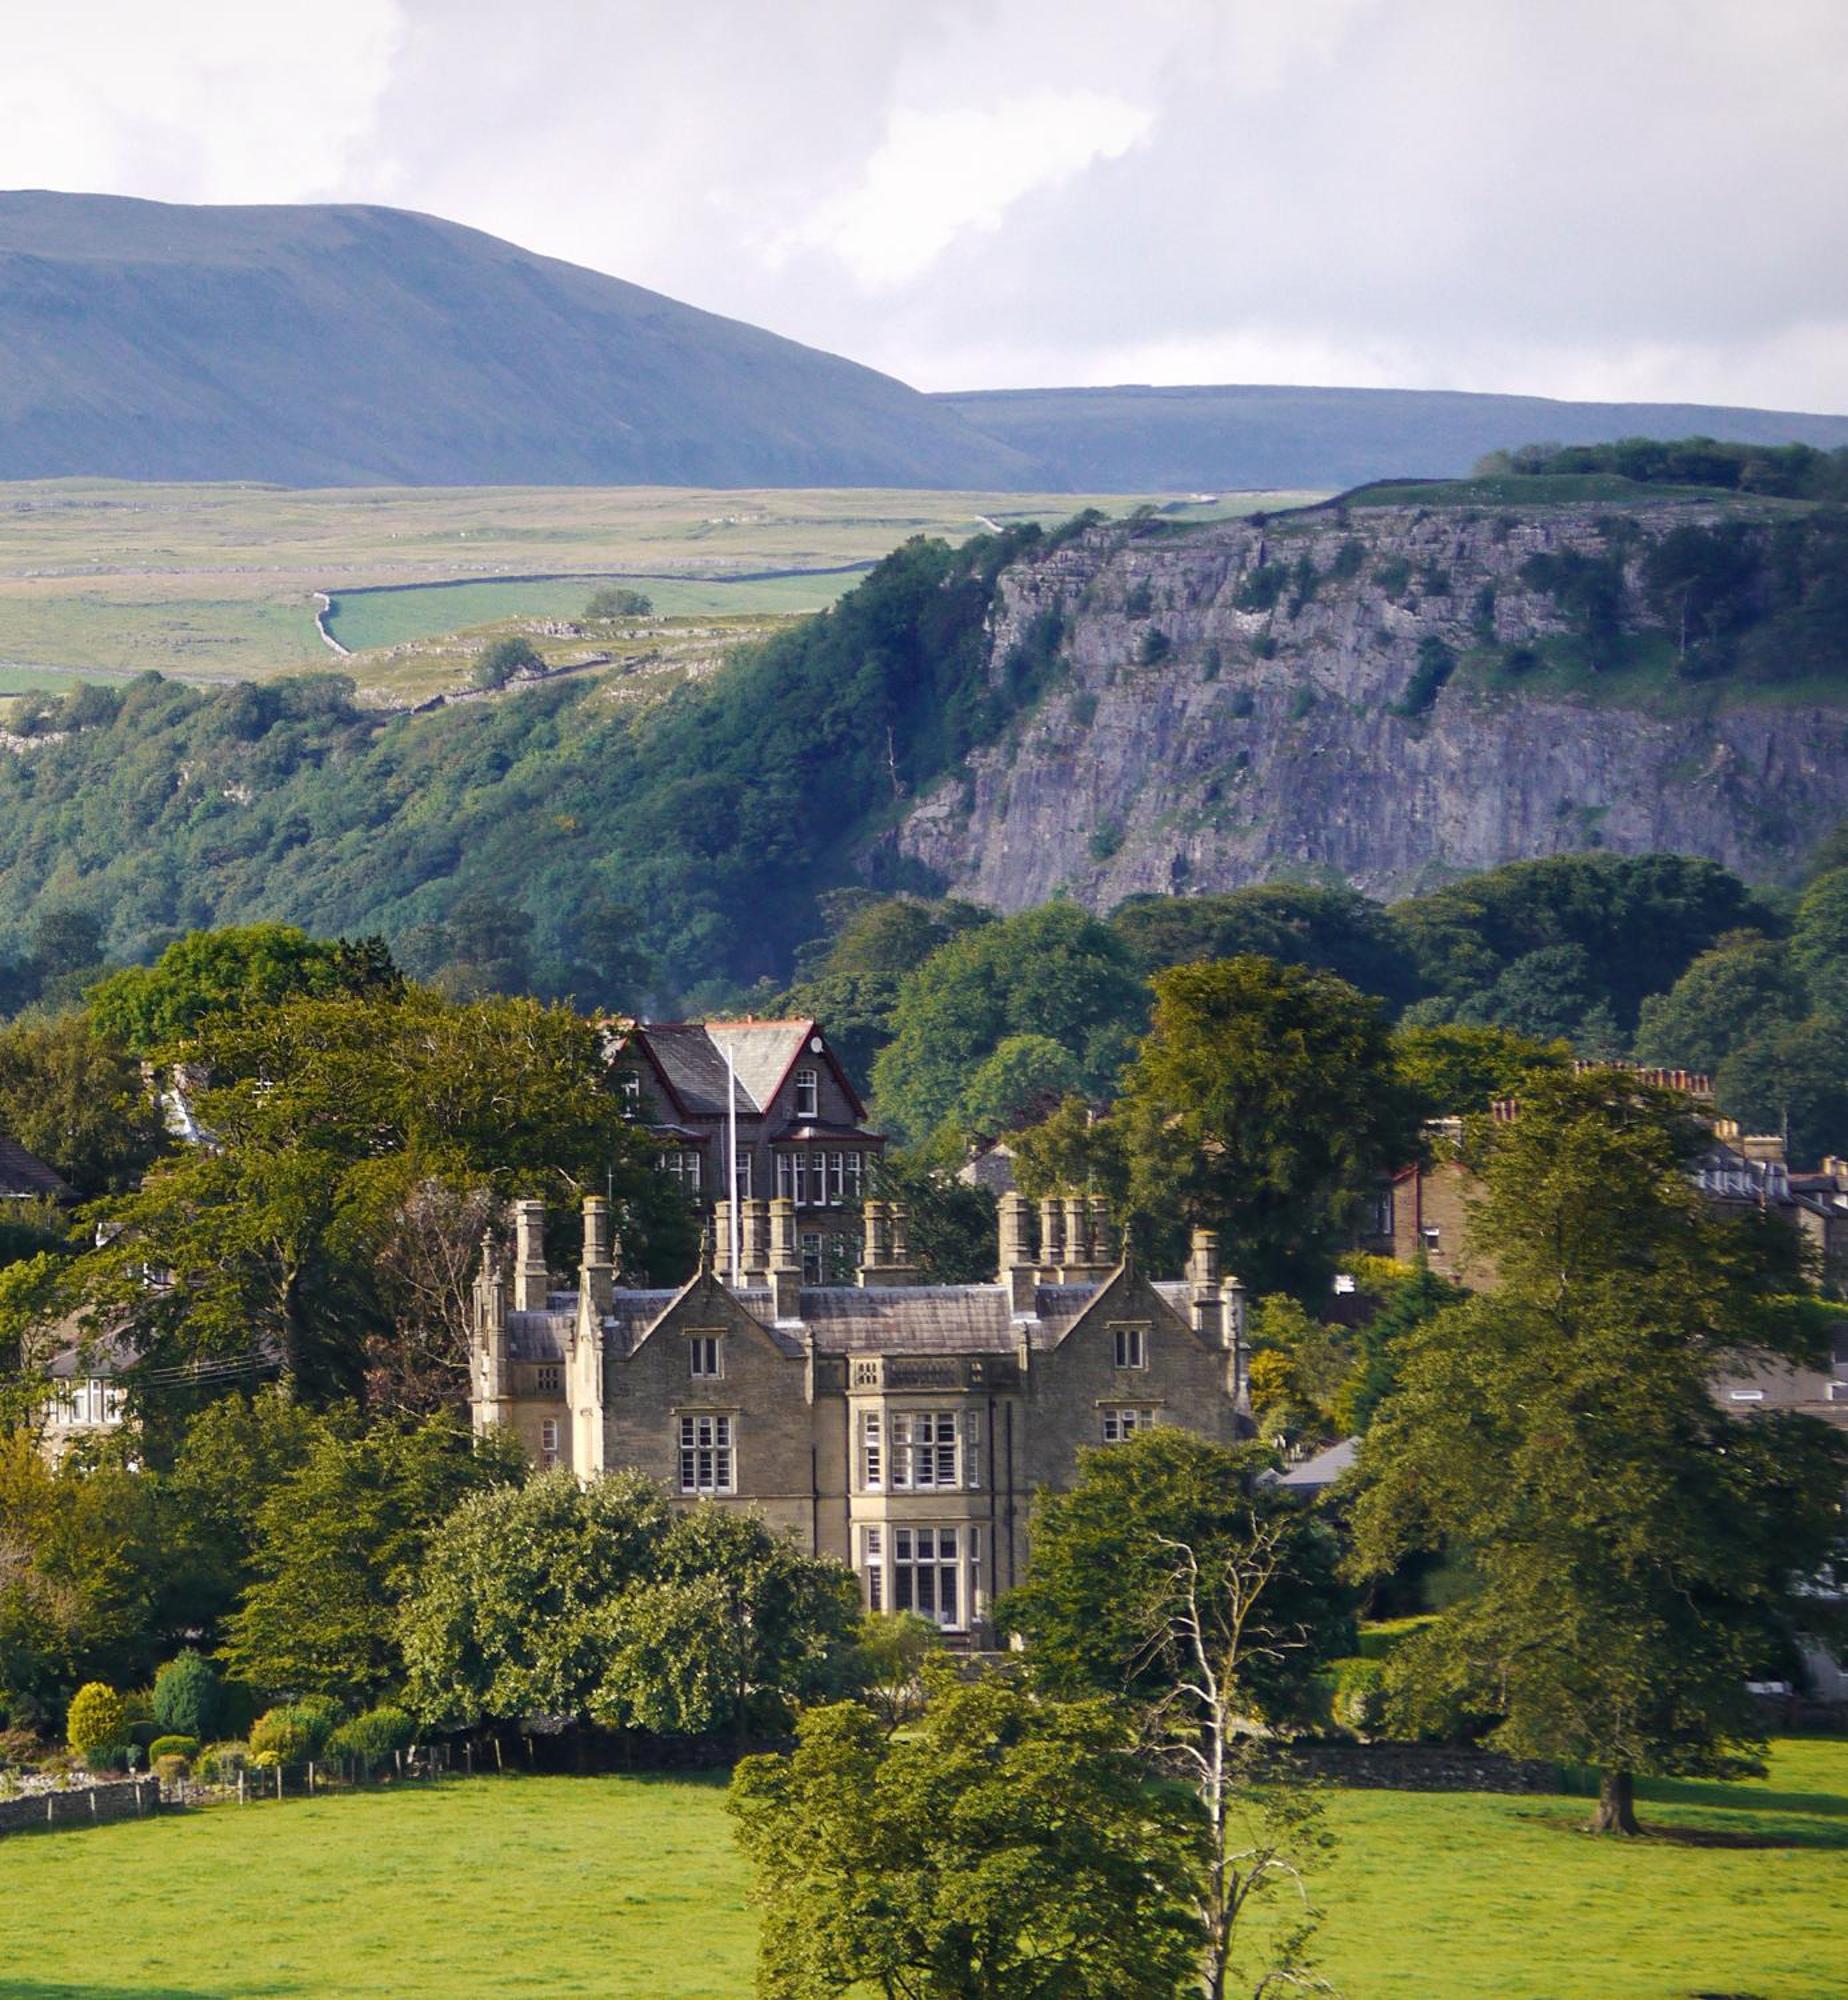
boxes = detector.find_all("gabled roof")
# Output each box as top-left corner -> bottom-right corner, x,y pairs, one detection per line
623,1019 -> 871,1124
0,1134 -> 68,1201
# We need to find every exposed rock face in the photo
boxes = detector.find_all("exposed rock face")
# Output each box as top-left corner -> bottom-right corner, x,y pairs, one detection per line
896,505 -> 1848,908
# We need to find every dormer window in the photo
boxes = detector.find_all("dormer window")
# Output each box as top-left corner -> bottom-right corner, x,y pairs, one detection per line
617,1072 -> 642,1116
794,1067 -> 820,1120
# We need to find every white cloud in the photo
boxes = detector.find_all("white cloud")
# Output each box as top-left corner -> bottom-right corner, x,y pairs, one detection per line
0,0 -> 404,203
777,89 -> 1155,289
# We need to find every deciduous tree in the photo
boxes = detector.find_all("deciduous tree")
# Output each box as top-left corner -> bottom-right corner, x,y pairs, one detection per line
1348,1069 -> 1848,1833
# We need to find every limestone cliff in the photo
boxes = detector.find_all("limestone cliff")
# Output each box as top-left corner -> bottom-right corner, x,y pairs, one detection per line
894,502 -> 1848,909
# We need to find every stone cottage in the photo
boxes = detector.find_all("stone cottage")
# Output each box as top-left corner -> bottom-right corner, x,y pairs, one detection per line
470,1190 -> 1249,1639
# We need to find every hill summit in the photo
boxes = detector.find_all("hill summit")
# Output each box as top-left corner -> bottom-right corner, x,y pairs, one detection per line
0,191 -> 1030,488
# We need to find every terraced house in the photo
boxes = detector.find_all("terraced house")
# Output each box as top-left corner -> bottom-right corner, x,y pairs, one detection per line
469,1191 -> 1249,1640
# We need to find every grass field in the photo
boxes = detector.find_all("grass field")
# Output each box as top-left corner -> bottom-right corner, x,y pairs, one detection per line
0,480 -> 1320,683
0,1738 -> 1842,1998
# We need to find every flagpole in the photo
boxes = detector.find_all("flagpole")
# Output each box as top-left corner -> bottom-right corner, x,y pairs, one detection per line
725,1038 -> 741,1288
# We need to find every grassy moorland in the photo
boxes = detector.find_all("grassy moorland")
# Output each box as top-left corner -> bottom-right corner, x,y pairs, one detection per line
0,481 -> 1308,682
0,1740 -> 1841,1998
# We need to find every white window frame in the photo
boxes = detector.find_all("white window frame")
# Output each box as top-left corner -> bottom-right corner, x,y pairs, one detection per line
678,1413 -> 736,1494
539,1417 -> 559,1466
794,1067 -> 820,1120
860,1410 -> 883,1490
861,1525 -> 885,1610
1102,1406 -> 1154,1443
891,1525 -> 968,1629
689,1335 -> 723,1380
889,1410 -> 965,1490
1112,1324 -> 1148,1370
662,1148 -> 703,1193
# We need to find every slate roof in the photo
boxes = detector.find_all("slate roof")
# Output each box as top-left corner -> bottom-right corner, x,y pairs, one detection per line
642,1021 -> 813,1117
0,1134 -> 68,1200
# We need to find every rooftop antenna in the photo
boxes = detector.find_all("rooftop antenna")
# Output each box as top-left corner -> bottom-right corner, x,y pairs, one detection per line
725,1035 -> 741,1289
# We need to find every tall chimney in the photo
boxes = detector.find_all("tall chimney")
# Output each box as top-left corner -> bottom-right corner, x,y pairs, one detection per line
1062,1195 -> 1091,1276
862,1199 -> 890,1278
1186,1226 -> 1222,1340
998,1191 -> 1037,1312
1037,1197 -> 1064,1279
471,1233 -> 511,1422
513,1199 -> 548,1312
581,1195 -> 615,1317
712,1199 -> 732,1283
769,1196 -> 802,1320
742,1198 -> 772,1288
1089,1193 -> 1120,1267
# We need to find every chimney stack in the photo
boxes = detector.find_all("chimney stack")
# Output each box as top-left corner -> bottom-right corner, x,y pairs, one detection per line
998,1191 -> 1037,1313
768,1196 -> 802,1320
1185,1226 -> 1222,1340
860,1200 -> 921,1287
513,1198 -> 549,1311
742,1198 -> 772,1287
1089,1193 -> 1120,1267
581,1195 -> 615,1317
1037,1197 -> 1065,1279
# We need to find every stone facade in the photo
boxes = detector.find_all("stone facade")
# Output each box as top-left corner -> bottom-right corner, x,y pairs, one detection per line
471,1190 -> 1249,1637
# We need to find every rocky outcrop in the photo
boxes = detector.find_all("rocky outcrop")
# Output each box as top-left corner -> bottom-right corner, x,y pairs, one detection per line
895,504 -> 1848,907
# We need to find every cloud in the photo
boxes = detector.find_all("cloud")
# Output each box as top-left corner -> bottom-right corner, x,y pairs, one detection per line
0,0 -> 1842,413
778,90 -> 1155,289
0,1 -> 404,203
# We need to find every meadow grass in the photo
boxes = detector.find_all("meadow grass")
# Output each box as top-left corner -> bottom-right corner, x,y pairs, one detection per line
0,1738 -> 1841,1998
0,480 -> 1301,682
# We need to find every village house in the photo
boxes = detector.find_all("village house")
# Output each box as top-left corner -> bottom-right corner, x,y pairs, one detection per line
610,1019 -> 885,1285
470,1190 -> 1248,1640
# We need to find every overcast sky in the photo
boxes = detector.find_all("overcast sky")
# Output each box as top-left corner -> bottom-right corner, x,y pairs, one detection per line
5,0 -> 1846,410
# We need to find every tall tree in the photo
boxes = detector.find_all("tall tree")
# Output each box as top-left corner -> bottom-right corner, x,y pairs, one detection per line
1001,1429 -> 1349,1999
729,1663 -> 1204,2000
1348,1070 -> 1848,1834
1119,957 -> 1418,1293
0,1014 -> 167,1197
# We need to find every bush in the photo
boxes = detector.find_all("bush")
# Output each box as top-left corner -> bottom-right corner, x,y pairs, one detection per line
250,1698 -> 343,1766
195,1741 -> 250,1785
327,1705 -> 417,1768
0,1726 -> 45,1769
154,1753 -> 191,1785
153,1650 -> 222,1742
1137,628 -> 1172,666
472,636 -> 544,691
148,1733 -> 200,1764
583,586 -> 654,619
1330,1656 -> 1387,1735
66,1683 -> 127,1764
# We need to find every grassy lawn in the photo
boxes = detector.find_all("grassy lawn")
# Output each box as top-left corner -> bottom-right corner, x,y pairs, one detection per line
0,1739 -> 1842,1997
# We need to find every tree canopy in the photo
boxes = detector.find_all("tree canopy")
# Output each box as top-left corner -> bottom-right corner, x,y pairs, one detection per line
1348,1069 -> 1848,1832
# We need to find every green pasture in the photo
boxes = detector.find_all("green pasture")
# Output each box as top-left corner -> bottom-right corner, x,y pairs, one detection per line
0,1737 -> 1841,1998
324,571 -> 861,653
0,479 -> 1301,683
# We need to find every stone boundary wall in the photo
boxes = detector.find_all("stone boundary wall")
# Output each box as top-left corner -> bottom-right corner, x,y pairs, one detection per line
0,1776 -> 162,1837
1272,1741 -> 1559,1794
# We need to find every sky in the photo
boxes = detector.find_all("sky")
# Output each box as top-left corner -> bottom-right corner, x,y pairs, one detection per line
4,0 -> 1846,411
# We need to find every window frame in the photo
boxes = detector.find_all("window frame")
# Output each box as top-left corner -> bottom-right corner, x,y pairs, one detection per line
677,1412 -> 736,1495
793,1067 -> 820,1120
1112,1324 -> 1148,1370
688,1334 -> 723,1381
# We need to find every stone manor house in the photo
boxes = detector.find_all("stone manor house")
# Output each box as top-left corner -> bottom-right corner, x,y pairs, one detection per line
470,1190 -> 1248,1639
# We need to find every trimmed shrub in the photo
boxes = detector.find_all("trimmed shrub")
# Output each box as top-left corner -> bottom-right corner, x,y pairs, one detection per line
1330,1656 -> 1388,1735
328,1705 -> 417,1768
148,1734 -> 200,1764
153,1650 -> 222,1742
66,1683 -> 127,1764
154,1753 -> 191,1785
249,1698 -> 342,1766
